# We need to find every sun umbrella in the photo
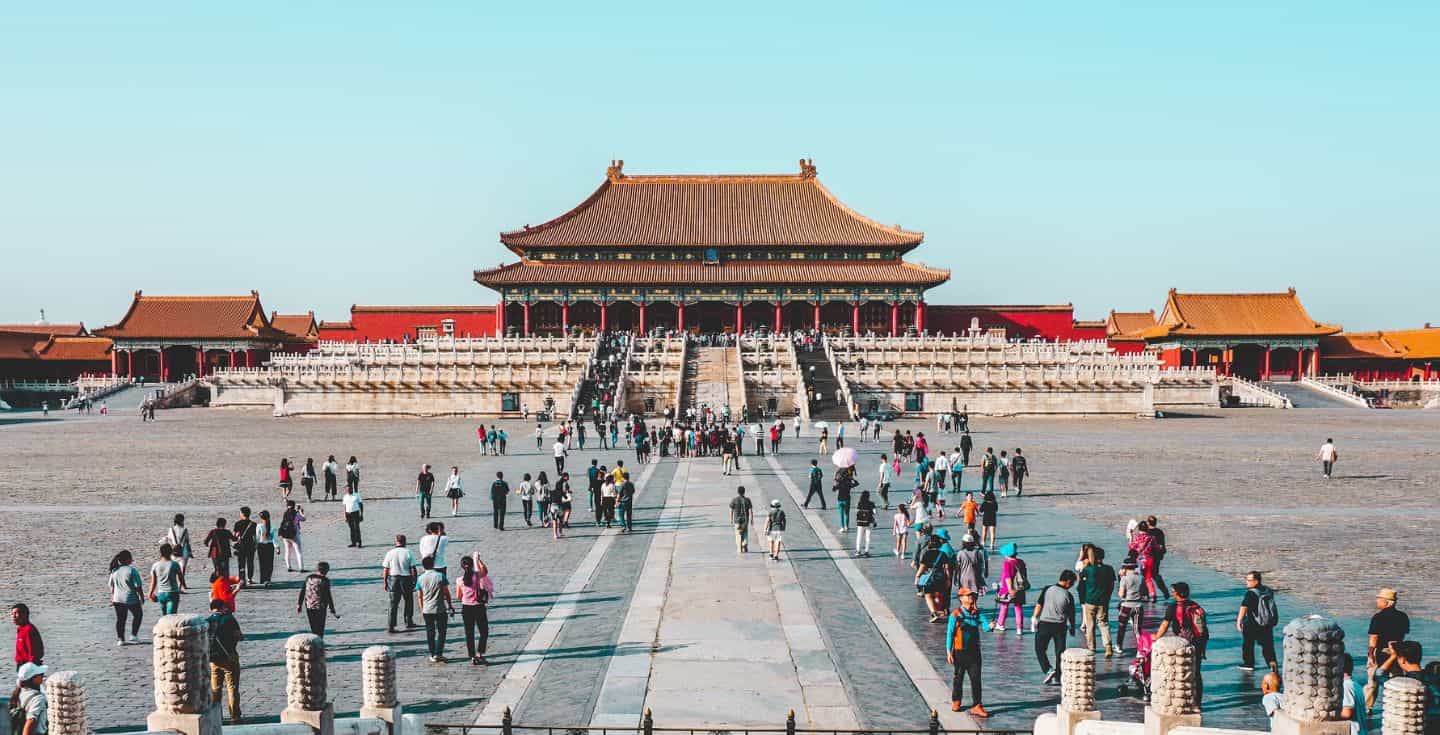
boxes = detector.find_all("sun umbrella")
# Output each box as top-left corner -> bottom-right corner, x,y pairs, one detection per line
812,420 -> 830,430
832,447 -> 857,468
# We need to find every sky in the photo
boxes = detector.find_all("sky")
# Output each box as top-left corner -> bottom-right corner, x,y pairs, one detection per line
2,2 -> 1436,330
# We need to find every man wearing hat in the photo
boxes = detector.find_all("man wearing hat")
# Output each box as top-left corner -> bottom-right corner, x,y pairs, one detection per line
946,587 -> 990,717
764,499 -> 787,561
14,662 -> 48,735
1365,587 -> 1410,710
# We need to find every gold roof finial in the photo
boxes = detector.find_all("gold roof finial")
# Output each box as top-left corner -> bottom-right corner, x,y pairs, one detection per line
799,158 -> 817,179
607,159 -> 625,181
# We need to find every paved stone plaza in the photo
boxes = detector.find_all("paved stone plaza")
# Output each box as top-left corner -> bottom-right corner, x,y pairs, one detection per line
2,407 -> 1438,731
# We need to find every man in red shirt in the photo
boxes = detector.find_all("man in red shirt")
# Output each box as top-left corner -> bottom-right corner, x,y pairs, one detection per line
11,603 -> 44,669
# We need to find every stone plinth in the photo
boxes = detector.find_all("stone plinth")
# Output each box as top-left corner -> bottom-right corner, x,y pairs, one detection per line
1382,677 -> 1427,735
1146,636 -> 1200,735
1273,615 -> 1348,735
147,615 -> 221,735
43,672 -> 88,735
281,634 -> 334,735
359,646 -> 403,731
1058,648 -> 1101,735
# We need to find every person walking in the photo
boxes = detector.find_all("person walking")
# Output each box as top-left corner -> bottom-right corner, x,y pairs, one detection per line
854,490 -> 876,556
915,534 -> 953,623
14,662 -> 48,735
1032,570 -> 1078,685
417,556 -> 454,663
419,522 -> 450,581
993,543 -> 1028,635
1154,582 -> 1209,702
1079,546 -> 1117,657
979,449 -> 996,493
489,471 -> 509,531
382,535 -> 420,633
835,467 -> 855,533
203,518 -> 233,578
278,458 -> 294,500
278,501 -> 305,573
618,473 -> 636,533
147,544 -> 186,615
548,476 -> 567,539
517,474 -> 535,526
297,562 -> 339,636
946,587 -> 991,717
108,551 -> 145,645
322,455 -> 340,500
165,514 -> 193,577
1364,587 -> 1409,710
343,486 -> 364,547
232,508 -> 257,587
1318,438 -> 1339,479
1236,570 -> 1280,672
553,437 -> 568,474
455,554 -> 496,665
765,499 -> 787,561
300,458 -> 317,502
345,456 -> 361,494
255,510 -> 277,586
959,431 -> 973,468
600,475 -> 618,528
416,464 -> 436,519
979,491 -> 999,550
803,460 -> 826,509
445,467 -> 465,517
954,533 -> 987,596
1011,448 -> 1029,496
535,422 -> 545,452
877,454 -> 893,509
1115,561 -> 1145,655
206,599 -> 244,722
892,503 -> 911,558
730,486 -> 754,554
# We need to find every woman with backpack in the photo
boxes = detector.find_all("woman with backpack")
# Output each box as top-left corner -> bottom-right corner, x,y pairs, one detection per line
1128,520 -> 1162,602
915,534 -> 953,623
853,490 -> 876,557
979,490 -> 999,551
300,458 -> 318,502
954,533 -> 988,598
109,550 -> 145,645
165,514 -> 193,577
992,543 -> 1028,636
278,500 -> 305,573
455,554 -> 496,665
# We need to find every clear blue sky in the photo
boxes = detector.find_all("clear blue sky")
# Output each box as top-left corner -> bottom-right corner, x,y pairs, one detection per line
3,3 -> 1435,330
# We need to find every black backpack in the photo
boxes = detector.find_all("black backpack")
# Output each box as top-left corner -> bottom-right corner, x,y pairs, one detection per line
278,509 -> 298,540
1251,586 -> 1279,628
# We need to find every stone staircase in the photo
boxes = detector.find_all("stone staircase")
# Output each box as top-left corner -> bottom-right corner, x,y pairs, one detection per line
681,346 -> 739,416
573,337 -> 625,419
795,345 -> 849,421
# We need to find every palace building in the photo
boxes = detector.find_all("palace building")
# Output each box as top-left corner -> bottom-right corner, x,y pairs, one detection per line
1137,288 -> 1341,380
475,160 -> 949,336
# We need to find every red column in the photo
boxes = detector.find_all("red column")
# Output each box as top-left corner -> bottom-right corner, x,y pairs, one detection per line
852,303 -> 860,335
523,302 -> 531,336
638,303 -> 647,334
196,347 -> 205,377
1262,348 -> 1271,381
497,300 -> 506,336
158,348 -> 167,382
110,349 -> 118,377
1309,347 -> 1319,377
600,303 -> 608,332
916,300 -> 926,333
561,302 -> 570,333
230,351 -> 237,369
774,303 -> 782,332
890,302 -> 899,336
245,350 -> 253,368
735,303 -> 744,334
813,303 -> 821,331
677,303 -> 685,332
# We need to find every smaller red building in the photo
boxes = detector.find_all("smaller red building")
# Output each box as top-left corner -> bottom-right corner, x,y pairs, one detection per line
1320,327 -> 1440,381
317,305 -> 499,342
1138,289 -> 1341,380
0,323 -> 113,381
926,304 -> 1100,341
270,312 -> 320,352
1106,310 -> 1157,355
96,291 -> 291,381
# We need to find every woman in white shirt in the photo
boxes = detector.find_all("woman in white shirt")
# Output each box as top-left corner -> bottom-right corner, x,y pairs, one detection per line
166,514 -> 193,576
255,510 -> 277,585
418,522 -> 450,582
445,467 -> 464,517
517,474 -> 534,527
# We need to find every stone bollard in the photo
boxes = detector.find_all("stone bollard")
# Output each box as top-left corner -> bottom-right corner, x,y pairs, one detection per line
43,672 -> 88,735
359,646 -> 403,733
281,634 -> 335,735
1382,677 -> 1426,735
1056,648 -> 1101,735
147,615 -> 221,735
1145,636 -> 1201,735
1273,616 -> 1349,735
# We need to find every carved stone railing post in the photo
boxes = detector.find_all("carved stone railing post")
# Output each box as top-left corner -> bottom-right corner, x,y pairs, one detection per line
1145,636 -> 1200,735
1274,616 -> 1349,735
281,634 -> 334,735
1056,648 -> 1100,735
147,615 -> 220,735
43,672 -> 88,735
360,645 -> 403,732
1382,677 -> 1427,735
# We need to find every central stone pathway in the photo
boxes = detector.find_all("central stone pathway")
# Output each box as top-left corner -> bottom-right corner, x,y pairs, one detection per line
591,455 -> 859,727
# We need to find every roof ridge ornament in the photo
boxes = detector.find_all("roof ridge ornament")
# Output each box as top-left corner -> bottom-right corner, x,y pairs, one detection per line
607,159 -> 626,182
799,158 -> 817,179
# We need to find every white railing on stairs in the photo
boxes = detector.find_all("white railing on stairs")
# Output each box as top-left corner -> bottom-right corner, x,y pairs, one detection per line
1300,377 -> 1373,408
1228,376 -> 1292,409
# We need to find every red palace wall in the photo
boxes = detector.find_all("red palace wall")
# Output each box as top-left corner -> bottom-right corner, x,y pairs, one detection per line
1109,341 -> 1150,356
319,307 -> 498,342
927,305 -> 1100,341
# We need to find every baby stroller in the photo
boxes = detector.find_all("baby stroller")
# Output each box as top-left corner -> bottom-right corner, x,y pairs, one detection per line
1118,631 -> 1153,698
